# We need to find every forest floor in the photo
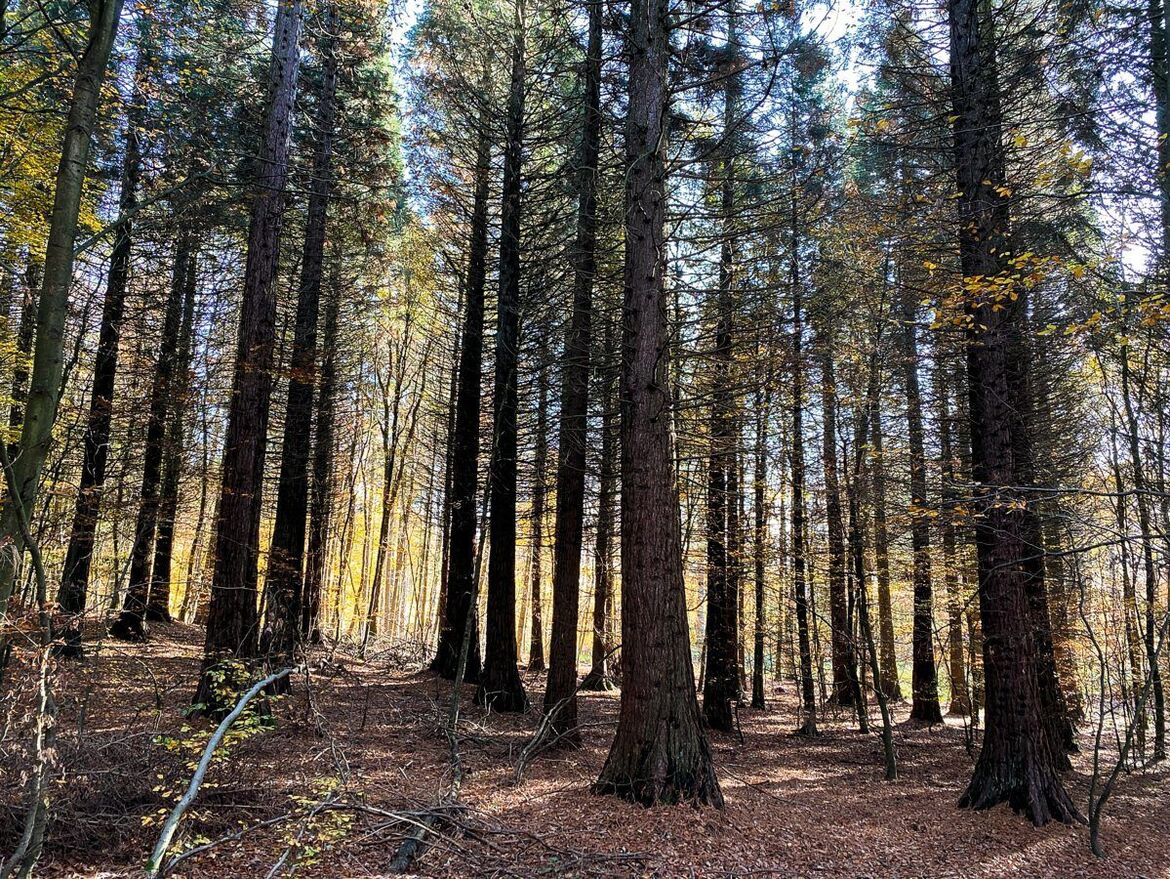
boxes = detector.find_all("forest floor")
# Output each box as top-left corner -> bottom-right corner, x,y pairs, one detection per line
3,621 -> 1168,878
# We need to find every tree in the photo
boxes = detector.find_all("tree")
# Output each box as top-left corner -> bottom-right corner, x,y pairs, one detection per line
594,0 -> 722,806
109,234 -> 192,641
948,0 -> 1078,823
477,0 -> 528,713
263,0 -> 339,676
58,24 -> 150,642
195,0 -> 303,709
544,0 -> 603,742
430,69 -> 492,683
0,0 -> 125,619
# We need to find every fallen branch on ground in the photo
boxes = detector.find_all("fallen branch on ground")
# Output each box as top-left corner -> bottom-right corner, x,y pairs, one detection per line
145,665 -> 297,878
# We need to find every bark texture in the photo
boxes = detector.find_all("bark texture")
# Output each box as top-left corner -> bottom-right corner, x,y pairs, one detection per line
594,0 -> 721,806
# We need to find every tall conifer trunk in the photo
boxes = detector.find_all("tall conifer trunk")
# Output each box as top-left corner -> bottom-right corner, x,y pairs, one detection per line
430,74 -> 493,682
949,0 -> 1077,822
594,0 -> 721,805
478,0 -> 528,712
148,245 -> 199,623
545,0 -> 603,738
58,30 -> 149,633
898,285 -> 942,724
109,236 -> 192,641
264,1 -> 339,673
195,0 -> 303,708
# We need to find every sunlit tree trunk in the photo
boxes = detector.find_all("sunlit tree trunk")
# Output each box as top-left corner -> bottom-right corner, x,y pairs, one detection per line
0,0 -> 125,616
594,0 -> 721,805
478,0 -> 528,712
195,0 -> 303,709
264,1 -> 338,670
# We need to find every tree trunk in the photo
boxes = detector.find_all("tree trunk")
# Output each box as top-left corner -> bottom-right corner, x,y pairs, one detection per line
898,285 -> 942,724
528,344 -> 548,673
147,241 -> 199,623
790,221 -> 817,736
937,360 -> 970,715
6,261 -> 39,450
303,264 -> 341,641
478,0 -> 528,713
869,378 -> 901,700
58,32 -> 149,635
263,1 -> 338,671
751,382 -> 769,710
594,0 -> 721,806
949,0 -> 1077,822
0,0 -> 124,614
195,0 -> 302,710
818,341 -> 854,708
544,0 -> 602,737
1121,340 -> 1166,759
109,236 -> 191,641
580,314 -> 618,693
430,77 -> 491,683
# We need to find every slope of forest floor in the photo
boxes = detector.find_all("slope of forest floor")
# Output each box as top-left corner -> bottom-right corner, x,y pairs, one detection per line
3,621 -> 1167,878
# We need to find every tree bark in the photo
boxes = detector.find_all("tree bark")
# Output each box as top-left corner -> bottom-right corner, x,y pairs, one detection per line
0,0 -> 125,614
544,0 -> 603,738
195,0 -> 303,710
478,0 -> 528,713
949,0 -> 1077,822
594,0 -> 721,806
263,0 -> 338,672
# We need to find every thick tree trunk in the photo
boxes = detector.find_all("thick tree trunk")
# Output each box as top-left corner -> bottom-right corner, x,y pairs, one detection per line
949,0 -> 1077,823
430,83 -> 492,683
195,0 -> 302,710
478,0 -> 528,713
594,0 -> 721,806
545,0 -> 602,737
109,237 -> 191,641
263,2 -> 338,671
58,34 -> 148,633
0,0 -> 124,613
